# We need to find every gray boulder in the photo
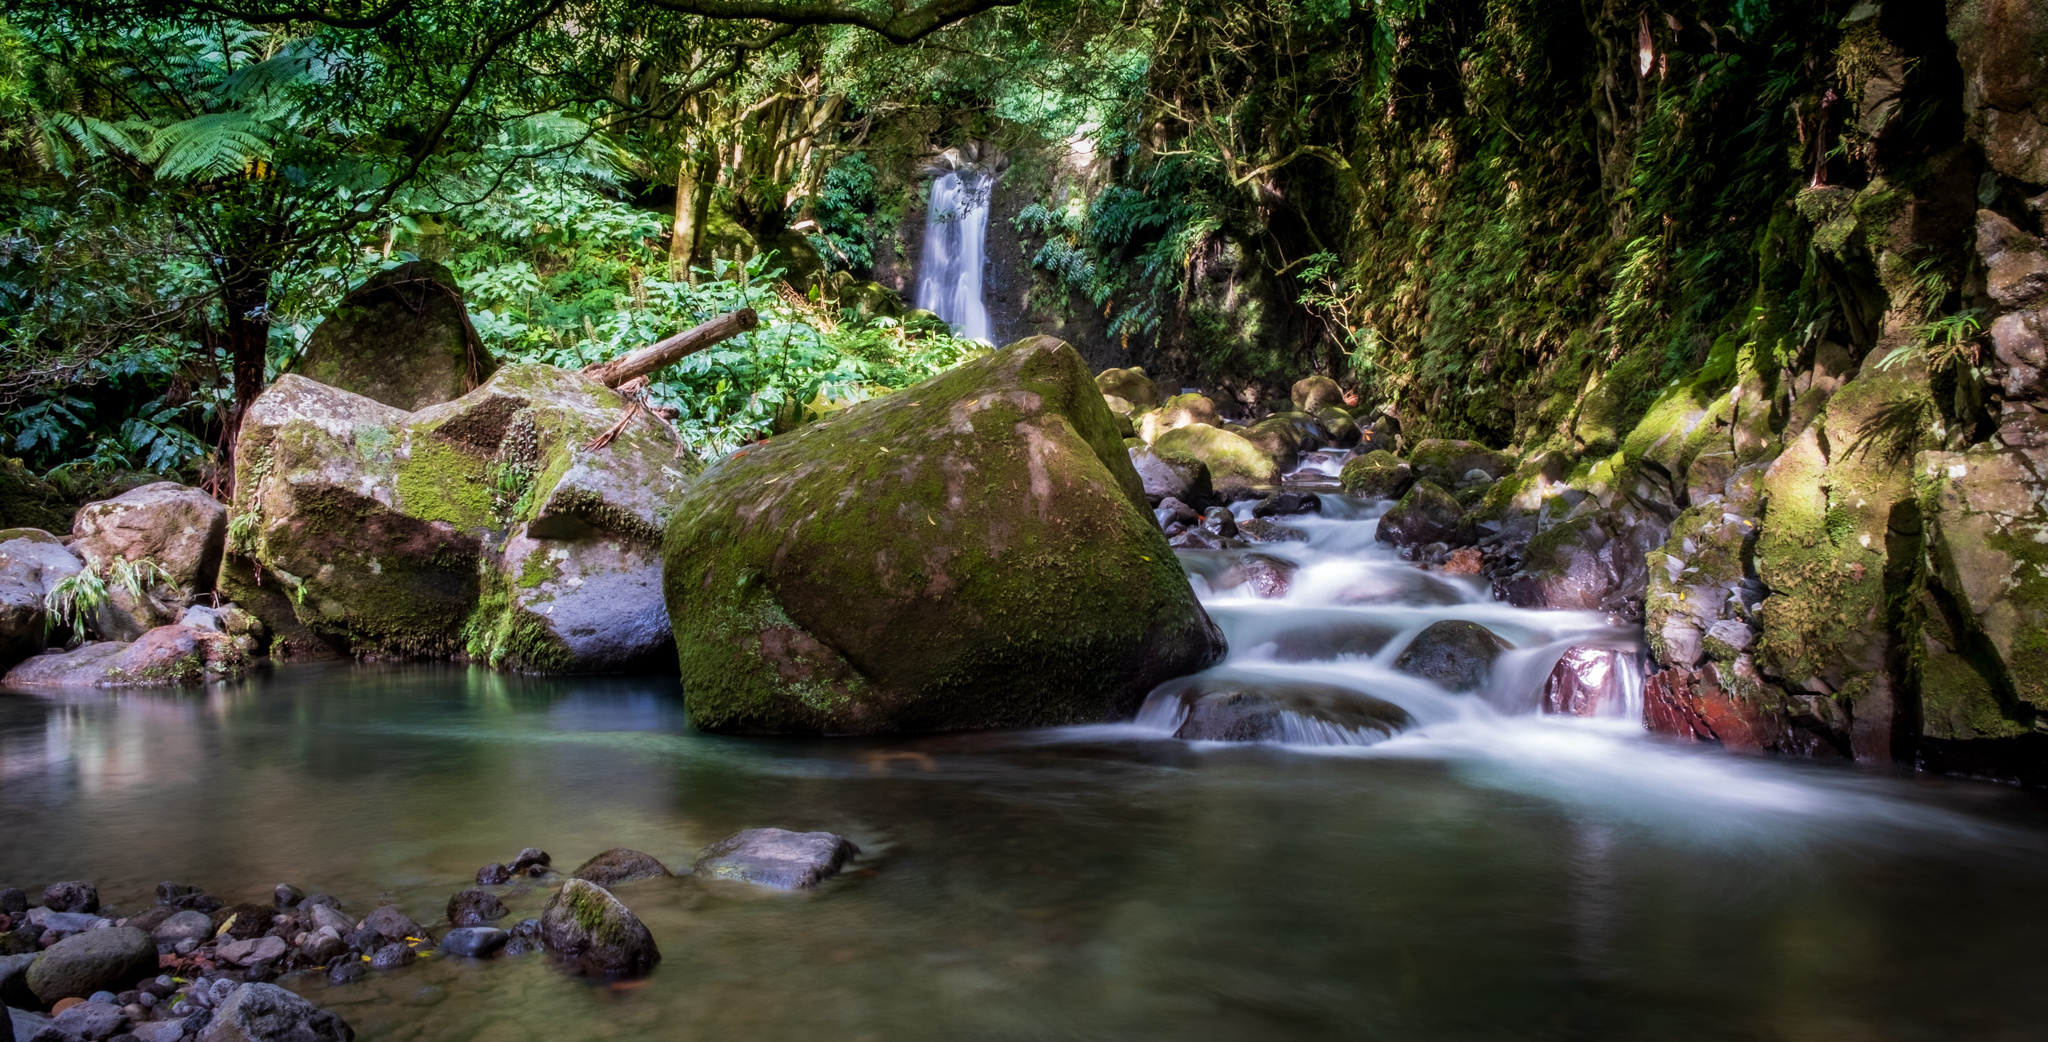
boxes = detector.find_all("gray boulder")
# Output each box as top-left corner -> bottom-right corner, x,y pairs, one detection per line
40,882 -> 96,914
70,482 -> 226,593
438,928 -> 509,959
0,530 -> 82,666
197,981 -> 353,1042
693,829 -> 859,890
569,849 -> 669,889
538,880 -> 659,978
1393,620 -> 1510,692
294,259 -> 495,412
25,927 -> 156,1004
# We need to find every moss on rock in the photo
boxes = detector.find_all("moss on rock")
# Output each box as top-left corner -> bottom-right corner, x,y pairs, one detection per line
662,336 -> 1225,735
1153,424 -> 1279,493
1338,450 -> 1414,500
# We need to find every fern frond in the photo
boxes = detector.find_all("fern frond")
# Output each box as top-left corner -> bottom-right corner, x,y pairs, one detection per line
147,111 -> 275,181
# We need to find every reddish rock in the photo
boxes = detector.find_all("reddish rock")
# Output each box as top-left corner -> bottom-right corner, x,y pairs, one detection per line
1540,646 -> 1636,716
1643,666 -> 1778,750
1441,547 -> 1483,575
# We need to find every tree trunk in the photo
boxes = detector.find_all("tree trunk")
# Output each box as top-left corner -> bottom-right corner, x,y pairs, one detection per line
671,154 -> 701,279
581,308 -> 758,388
221,258 -> 273,466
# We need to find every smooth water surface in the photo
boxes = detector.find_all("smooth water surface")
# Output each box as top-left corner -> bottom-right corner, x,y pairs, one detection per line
5,480 -> 2048,1040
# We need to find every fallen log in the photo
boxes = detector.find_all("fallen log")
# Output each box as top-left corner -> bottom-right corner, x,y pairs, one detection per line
582,307 -> 758,389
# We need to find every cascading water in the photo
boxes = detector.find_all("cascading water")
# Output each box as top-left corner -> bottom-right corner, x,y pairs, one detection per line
1128,450 -> 1650,753
915,168 -> 993,342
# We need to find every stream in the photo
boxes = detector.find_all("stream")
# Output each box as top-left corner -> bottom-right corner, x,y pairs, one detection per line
4,466 -> 2047,1040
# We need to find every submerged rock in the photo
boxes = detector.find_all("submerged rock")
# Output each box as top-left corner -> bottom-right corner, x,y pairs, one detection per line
1235,517 -> 1308,544
439,928 -> 509,959
1541,646 -> 1639,716
663,336 -> 1223,735
1209,553 -> 1297,599
569,849 -> 670,888
1158,676 -> 1412,743
692,829 -> 860,889
444,889 -> 507,928
1393,620 -> 1509,692
224,364 -> 694,671
294,259 -> 496,412
538,880 -> 659,978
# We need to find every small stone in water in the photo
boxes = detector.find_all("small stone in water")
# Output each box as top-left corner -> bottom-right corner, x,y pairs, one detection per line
445,889 -> 508,928
152,883 -> 202,909
273,884 -> 304,909
693,829 -> 860,890
439,928 -> 509,959
367,944 -> 413,971
0,889 -> 25,916
326,961 -> 366,986
510,848 -> 551,873
474,863 -> 513,886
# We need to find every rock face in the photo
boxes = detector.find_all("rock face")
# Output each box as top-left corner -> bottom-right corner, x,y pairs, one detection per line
198,981 -> 354,1042
569,849 -> 670,888
25,926 -> 156,1003
0,530 -> 82,667
1393,621 -> 1509,692
70,483 -> 226,592
295,260 -> 496,412
692,829 -> 859,889
538,879 -> 659,978
224,364 -> 694,671
663,336 -> 1225,734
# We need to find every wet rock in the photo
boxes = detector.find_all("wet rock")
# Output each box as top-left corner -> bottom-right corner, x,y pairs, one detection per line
500,920 -> 543,958
1337,451 -> 1414,501
1167,529 -> 1226,550
270,886 -> 302,911
474,864 -> 512,886
1393,621 -> 1510,692
324,962 -> 364,987
1201,507 -> 1238,538
438,928 -> 509,959
43,999 -> 126,1041
195,981 -> 352,1042
214,937 -> 286,969
26,927 -> 156,1004
1441,547 -> 1483,575
1152,424 -> 1280,495
1139,393 -> 1221,442
1,951 -> 37,1007
1154,497 -> 1201,529
569,850 -> 669,889
693,829 -> 859,890
152,884 -> 203,910
1541,646 -> 1640,716
130,1021 -> 187,1042
70,483 -> 227,594
0,890 -> 24,916
1251,491 -> 1321,519
150,912 -> 212,951
1235,518 -> 1308,544
1374,481 -> 1463,547
664,336 -> 1223,734
304,905 -> 352,939
294,258 -> 495,412
42,883 -> 99,915
1316,407 -> 1361,449
1210,554 -> 1297,599
443,890 -> 507,929
366,945 -> 412,971
1158,677 -> 1411,743
538,880 -> 658,978
1128,446 -> 1213,507
25,910 -> 109,939
357,907 -> 422,945
296,932 -> 344,966
509,849 -> 551,875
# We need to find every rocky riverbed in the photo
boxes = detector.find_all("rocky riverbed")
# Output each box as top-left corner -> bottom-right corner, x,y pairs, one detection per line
0,829 -> 856,1042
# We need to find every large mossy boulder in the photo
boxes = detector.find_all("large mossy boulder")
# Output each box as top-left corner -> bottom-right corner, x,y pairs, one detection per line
295,260 -> 497,412
1152,424 -> 1278,495
226,365 -> 693,671
1338,450 -> 1414,500
1374,480 -> 1464,547
1407,439 -> 1514,487
663,335 -> 1225,735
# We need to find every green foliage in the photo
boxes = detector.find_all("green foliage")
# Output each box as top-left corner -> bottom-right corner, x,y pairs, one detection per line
807,152 -> 879,275
42,567 -> 105,633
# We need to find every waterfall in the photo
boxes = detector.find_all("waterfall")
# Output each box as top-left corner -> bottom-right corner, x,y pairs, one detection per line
915,169 -> 992,342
